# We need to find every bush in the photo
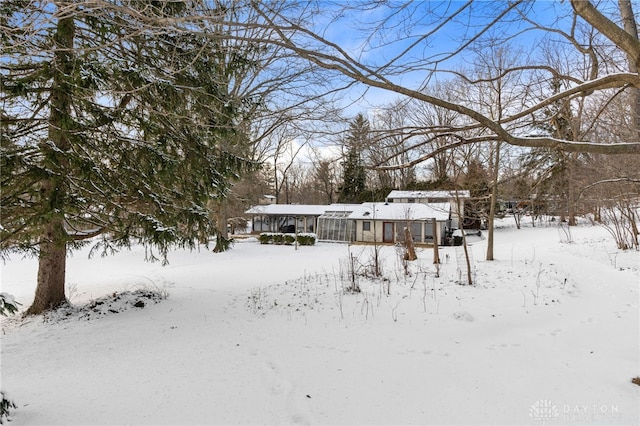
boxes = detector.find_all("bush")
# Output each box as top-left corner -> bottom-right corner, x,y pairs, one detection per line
258,233 -> 271,244
297,233 -> 316,246
0,293 -> 21,317
0,391 -> 16,424
257,232 -> 316,246
0,296 -> 19,424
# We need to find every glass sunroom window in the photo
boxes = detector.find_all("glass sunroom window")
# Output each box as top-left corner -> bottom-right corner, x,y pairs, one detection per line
316,211 -> 352,242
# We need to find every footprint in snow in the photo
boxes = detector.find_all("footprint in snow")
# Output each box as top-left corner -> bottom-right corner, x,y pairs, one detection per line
538,328 -> 563,337
452,311 -> 474,322
259,357 -> 314,425
487,343 -> 522,350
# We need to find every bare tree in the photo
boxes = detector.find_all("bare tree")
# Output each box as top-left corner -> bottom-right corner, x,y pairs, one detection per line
367,101 -> 417,189
406,81 -> 465,184
310,153 -> 339,204
249,1 -> 640,157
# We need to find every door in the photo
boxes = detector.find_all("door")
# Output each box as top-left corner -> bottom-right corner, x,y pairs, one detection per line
383,222 -> 394,243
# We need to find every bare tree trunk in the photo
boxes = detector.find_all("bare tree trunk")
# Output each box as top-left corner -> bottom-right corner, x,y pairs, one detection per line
28,218 -> 68,315
372,214 -> 381,277
594,201 -> 601,222
27,13 -> 74,315
403,227 -> 417,261
461,227 -> 473,286
432,218 -> 440,264
619,0 -> 640,139
218,198 -> 229,240
212,198 -> 231,252
455,194 -> 473,285
486,142 -> 501,260
568,153 -> 577,226
274,165 -> 281,203
627,205 -> 639,249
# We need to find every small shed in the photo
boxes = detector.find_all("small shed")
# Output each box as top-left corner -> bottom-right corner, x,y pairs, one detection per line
348,202 -> 451,245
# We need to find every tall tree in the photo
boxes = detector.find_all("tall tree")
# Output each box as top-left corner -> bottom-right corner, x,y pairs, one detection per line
338,148 -> 367,203
251,1 -> 640,155
311,158 -> 338,204
368,101 -> 417,190
338,114 -> 369,203
0,2 -> 275,314
406,81 -> 465,185
461,44 -> 530,260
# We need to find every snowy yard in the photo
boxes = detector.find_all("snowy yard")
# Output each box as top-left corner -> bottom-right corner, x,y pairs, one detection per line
1,218 -> 638,425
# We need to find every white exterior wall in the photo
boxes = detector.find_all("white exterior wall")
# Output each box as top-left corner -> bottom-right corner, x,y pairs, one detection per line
386,194 -> 462,229
354,219 -> 445,244
355,219 -> 382,243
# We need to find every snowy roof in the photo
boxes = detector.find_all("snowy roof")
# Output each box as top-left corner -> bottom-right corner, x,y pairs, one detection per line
347,202 -> 450,221
386,190 -> 470,199
245,203 -> 359,216
245,202 -> 450,221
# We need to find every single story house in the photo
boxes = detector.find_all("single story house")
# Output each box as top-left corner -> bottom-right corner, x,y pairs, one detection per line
349,202 -> 451,245
245,202 -> 452,245
386,190 -> 470,229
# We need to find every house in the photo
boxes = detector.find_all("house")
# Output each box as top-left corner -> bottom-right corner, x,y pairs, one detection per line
315,206 -> 361,242
385,190 -> 470,229
244,203 -> 363,242
348,202 -> 451,245
245,201 -> 454,245
260,195 -> 277,205
245,204 -> 327,233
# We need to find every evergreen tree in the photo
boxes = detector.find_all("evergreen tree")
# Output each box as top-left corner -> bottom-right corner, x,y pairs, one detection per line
338,114 -> 369,203
339,148 -> 366,203
1,2 -> 258,314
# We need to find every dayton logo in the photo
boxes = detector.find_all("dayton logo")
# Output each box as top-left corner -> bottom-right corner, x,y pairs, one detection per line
529,400 -> 559,425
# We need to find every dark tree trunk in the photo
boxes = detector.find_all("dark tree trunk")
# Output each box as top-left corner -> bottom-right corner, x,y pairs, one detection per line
618,0 -> 640,139
26,12 -> 75,315
403,227 -> 417,261
27,218 -> 68,315
486,142 -> 501,261
432,218 -> 440,264
568,153 -> 577,226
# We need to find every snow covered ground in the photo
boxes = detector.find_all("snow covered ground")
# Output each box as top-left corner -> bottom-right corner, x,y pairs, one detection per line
1,217 -> 638,425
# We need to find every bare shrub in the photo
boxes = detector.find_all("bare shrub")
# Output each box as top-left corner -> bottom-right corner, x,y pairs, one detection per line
600,202 -> 639,250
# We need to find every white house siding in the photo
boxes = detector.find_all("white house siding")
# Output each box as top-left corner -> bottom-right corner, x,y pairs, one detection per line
353,219 -> 445,245
349,203 -> 449,245
385,190 -> 467,228
246,202 -> 450,245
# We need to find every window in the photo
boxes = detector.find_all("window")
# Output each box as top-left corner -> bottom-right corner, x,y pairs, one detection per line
362,221 -> 371,231
317,211 -> 353,241
410,222 -> 422,242
425,222 -> 434,240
